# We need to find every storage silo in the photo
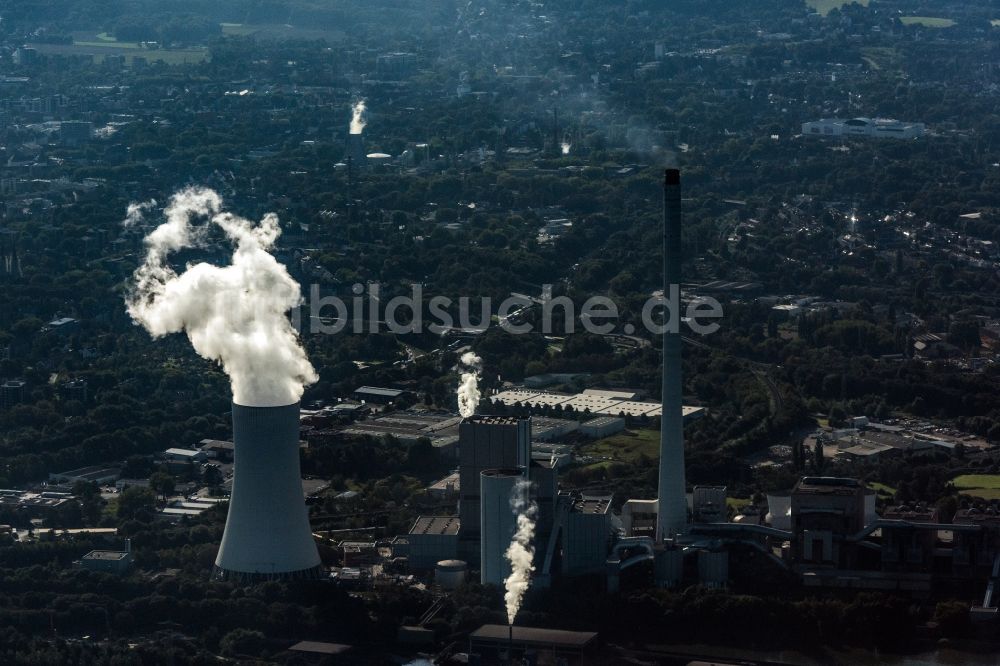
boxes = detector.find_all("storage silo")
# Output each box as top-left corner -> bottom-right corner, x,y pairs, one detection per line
864,488 -> 878,528
479,468 -> 523,585
654,544 -> 684,588
697,548 -> 728,589
435,559 -> 468,590
213,403 -> 322,582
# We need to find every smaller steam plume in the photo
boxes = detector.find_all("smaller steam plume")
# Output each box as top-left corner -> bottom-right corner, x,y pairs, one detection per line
560,141 -> 571,155
350,100 -> 367,135
504,479 -> 537,625
123,200 -> 157,227
457,351 -> 482,418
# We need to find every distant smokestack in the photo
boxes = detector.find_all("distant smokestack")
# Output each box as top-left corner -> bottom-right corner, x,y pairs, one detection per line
657,168 -> 687,540
214,403 -> 322,581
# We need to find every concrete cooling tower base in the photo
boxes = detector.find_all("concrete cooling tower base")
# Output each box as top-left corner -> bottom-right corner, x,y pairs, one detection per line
213,402 -> 322,583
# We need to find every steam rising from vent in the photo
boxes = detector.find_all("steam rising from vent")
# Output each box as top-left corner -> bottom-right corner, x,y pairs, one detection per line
350,100 -> 367,135
123,200 -> 156,227
504,479 -> 537,625
457,351 -> 482,418
124,187 -> 317,407
560,141 -> 571,155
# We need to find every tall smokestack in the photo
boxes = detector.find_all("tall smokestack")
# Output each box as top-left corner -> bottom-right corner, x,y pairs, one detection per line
214,403 -> 322,581
657,168 -> 687,540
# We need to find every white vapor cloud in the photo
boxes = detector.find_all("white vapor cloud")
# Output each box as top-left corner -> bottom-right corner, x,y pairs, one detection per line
457,351 -> 482,418
350,100 -> 367,135
504,479 -> 537,625
125,187 -> 317,407
122,199 -> 157,227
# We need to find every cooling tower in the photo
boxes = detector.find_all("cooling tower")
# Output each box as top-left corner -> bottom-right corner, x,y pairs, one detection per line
657,168 -> 688,540
480,468 -> 522,585
213,402 -> 322,582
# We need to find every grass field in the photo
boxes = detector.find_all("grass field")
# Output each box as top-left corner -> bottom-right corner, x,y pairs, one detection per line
29,30 -> 210,65
579,428 -> 660,465
860,47 -> 901,71
953,474 -> 1000,500
221,23 -> 260,36
806,0 -> 869,17
868,481 -> 896,498
219,22 -> 345,42
75,41 -> 143,49
727,497 -> 751,512
900,16 -> 956,28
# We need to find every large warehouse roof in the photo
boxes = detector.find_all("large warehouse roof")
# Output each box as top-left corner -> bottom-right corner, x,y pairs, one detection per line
470,624 -> 598,649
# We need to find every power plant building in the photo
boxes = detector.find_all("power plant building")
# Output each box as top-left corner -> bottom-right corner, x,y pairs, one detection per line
406,515 -> 460,569
563,495 -> 614,576
692,486 -> 728,524
458,416 -> 530,562
791,476 -> 866,566
213,403 -> 322,582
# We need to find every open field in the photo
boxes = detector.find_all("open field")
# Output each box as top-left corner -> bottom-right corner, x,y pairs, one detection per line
219,22 -> 345,42
900,16 -> 956,28
860,47 -> 901,72
75,41 -> 143,49
580,428 -> 660,464
28,41 -> 209,65
868,481 -> 896,498
221,23 -> 259,36
727,497 -> 750,512
953,474 -> 1000,500
806,0 -> 869,17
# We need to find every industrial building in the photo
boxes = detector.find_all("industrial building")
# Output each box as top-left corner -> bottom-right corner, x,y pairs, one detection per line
469,625 -> 598,665
457,416 -> 531,563
0,379 -> 26,409
336,410 -> 461,458
353,385 -> 405,403
579,416 -> 625,439
0,488 -> 74,517
791,476 -> 866,566
406,515 -> 459,569
490,387 -> 705,421
48,465 -> 120,485
78,540 -> 132,575
801,117 -> 925,139
563,495 -> 614,576
163,448 -> 208,464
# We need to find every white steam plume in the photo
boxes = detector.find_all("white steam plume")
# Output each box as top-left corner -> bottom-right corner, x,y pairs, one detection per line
504,479 -> 537,625
125,187 -> 317,407
123,199 -> 157,227
457,351 -> 482,418
560,141 -> 571,155
350,100 -> 367,135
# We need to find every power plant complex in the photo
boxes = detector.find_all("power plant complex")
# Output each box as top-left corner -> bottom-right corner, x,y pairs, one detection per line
176,169 -> 1000,618
404,169 -> 713,590
402,171 -> 1000,611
